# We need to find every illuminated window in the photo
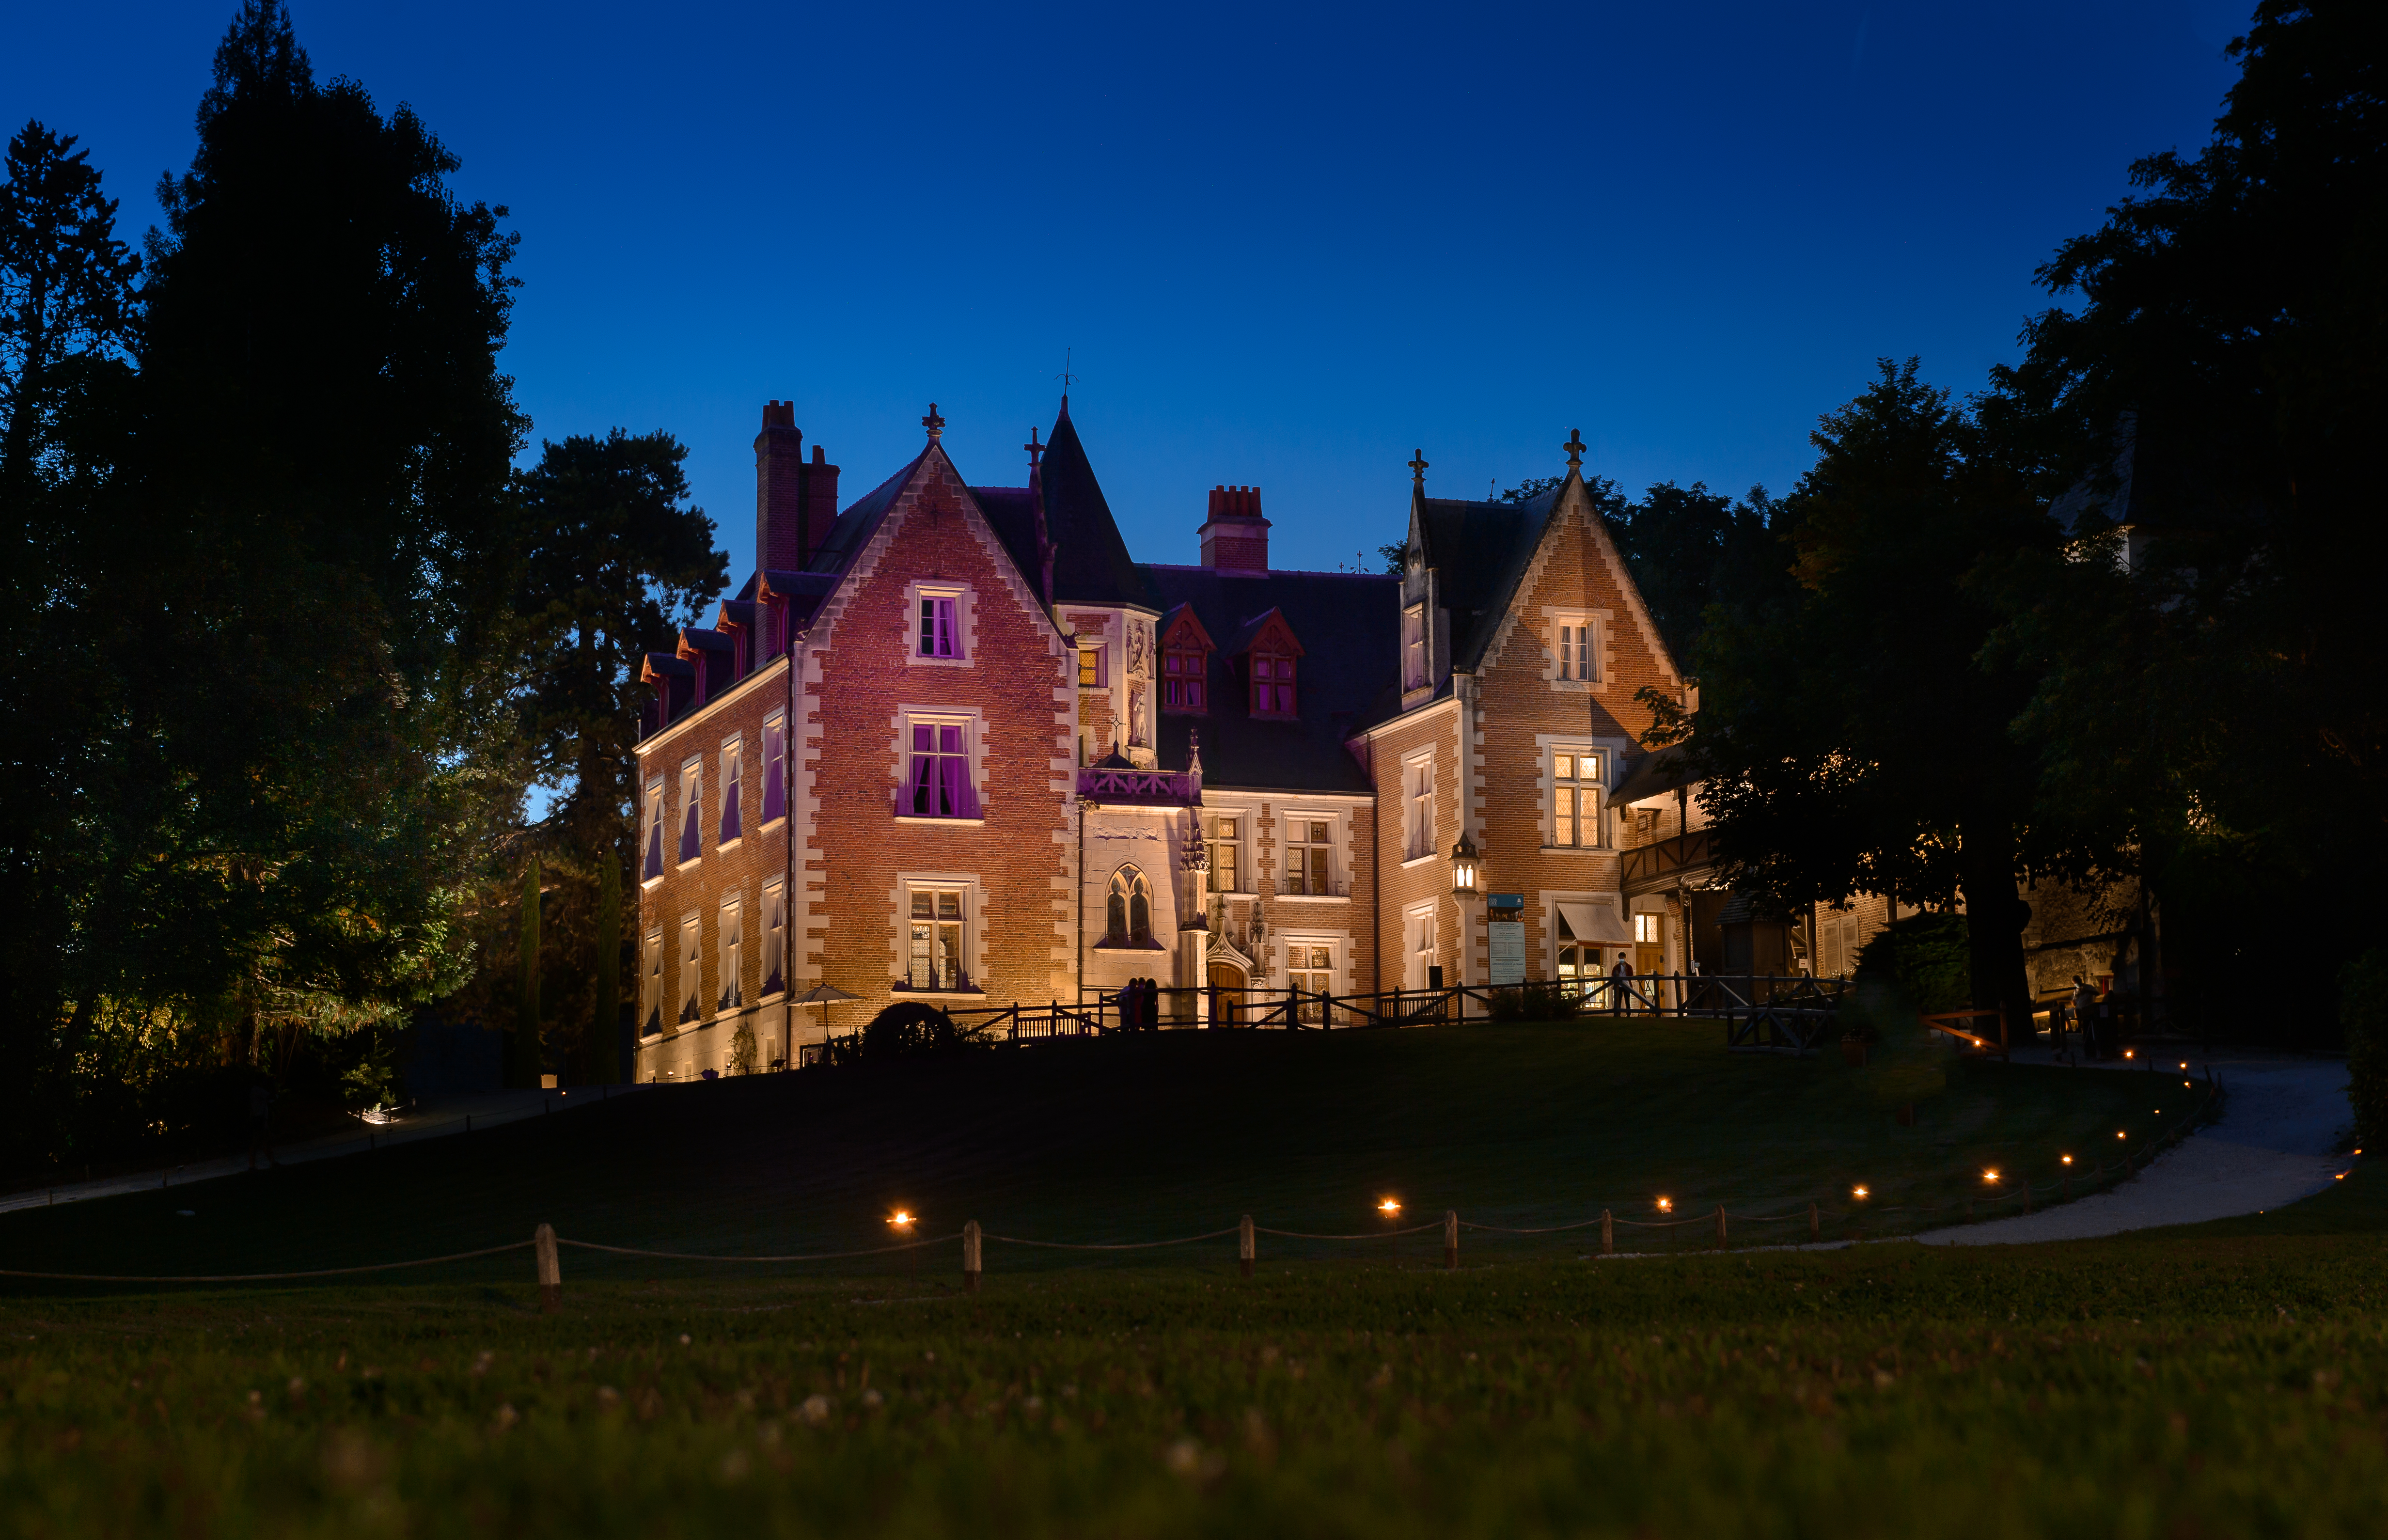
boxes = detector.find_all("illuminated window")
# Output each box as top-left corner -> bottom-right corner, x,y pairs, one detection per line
761,715 -> 786,824
904,719 -> 979,818
1290,943 -> 1335,1021
1406,907 -> 1436,990
903,884 -> 973,991
760,880 -> 786,997
1164,646 -> 1207,710
642,779 -> 667,880
678,916 -> 702,1023
719,739 -> 743,845
1206,816 -> 1242,893
918,595 -> 961,658
1634,911 -> 1661,945
1554,615 -> 1601,683
640,930 -> 663,1037
1551,751 -> 1602,848
677,762 -> 702,864
1402,605 -> 1427,690
1404,755 -> 1435,860
717,899 -> 743,1012
1284,819 -> 1331,896
1250,651 -> 1295,716
1079,646 -> 1104,688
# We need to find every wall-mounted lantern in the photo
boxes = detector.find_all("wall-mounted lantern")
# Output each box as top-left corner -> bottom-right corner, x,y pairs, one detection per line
1451,832 -> 1480,898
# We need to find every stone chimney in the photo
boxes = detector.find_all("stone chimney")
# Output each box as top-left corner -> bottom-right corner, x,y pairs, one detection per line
1198,485 -> 1270,573
754,401 -> 840,570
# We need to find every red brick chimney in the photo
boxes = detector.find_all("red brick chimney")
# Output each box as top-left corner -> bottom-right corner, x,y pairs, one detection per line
754,402 -> 840,570
1198,485 -> 1270,573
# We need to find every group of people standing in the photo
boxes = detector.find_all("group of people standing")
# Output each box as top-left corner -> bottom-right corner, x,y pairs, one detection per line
2052,973 -> 2121,1060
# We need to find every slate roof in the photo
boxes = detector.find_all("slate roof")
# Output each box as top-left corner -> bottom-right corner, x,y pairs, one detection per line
1414,489 -> 1561,672
1143,566 -> 1399,795
1037,400 -> 1150,607
1613,741 -> 1697,806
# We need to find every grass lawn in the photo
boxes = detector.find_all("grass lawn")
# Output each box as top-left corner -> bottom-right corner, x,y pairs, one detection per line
3,1022 -> 2340,1539
0,1020 -> 2191,1278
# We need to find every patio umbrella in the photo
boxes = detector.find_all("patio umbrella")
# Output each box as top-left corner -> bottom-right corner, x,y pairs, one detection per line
789,983 -> 859,1064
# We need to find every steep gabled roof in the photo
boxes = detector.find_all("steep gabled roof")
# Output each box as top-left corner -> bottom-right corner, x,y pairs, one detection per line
1037,399 -> 1152,608
1414,487 -> 1561,672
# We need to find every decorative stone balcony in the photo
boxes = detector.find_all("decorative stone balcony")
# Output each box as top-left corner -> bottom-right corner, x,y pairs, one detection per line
1077,766 -> 1202,806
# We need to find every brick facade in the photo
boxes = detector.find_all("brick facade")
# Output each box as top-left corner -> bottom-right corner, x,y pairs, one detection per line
631,404 -> 1697,1080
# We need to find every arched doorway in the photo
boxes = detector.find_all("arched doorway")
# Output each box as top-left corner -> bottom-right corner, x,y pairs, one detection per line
1206,960 -> 1248,1026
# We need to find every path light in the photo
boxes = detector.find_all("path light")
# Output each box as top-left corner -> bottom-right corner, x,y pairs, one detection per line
889,1210 -> 914,1229
1853,1185 -> 1869,1200
1379,1197 -> 1401,1216
2061,1155 -> 2073,1165
2184,1081 -> 2193,1088
1982,1169 -> 2000,1184
2124,1050 -> 2135,1060
1656,1196 -> 1673,1213
2180,1061 -> 2189,1070
2118,1131 -> 2128,1139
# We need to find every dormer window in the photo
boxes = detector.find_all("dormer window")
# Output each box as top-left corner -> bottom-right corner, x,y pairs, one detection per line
1250,652 -> 1296,717
1158,603 -> 1217,715
1402,605 -> 1428,691
1164,646 -> 1207,710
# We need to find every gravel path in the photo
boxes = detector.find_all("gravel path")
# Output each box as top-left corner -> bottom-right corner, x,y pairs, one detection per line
1917,1052 -> 2353,1245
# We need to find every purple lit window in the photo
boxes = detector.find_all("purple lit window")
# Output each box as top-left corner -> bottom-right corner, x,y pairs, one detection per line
906,723 -> 977,817
719,748 -> 742,844
762,721 -> 786,822
678,771 -> 702,862
643,787 -> 665,879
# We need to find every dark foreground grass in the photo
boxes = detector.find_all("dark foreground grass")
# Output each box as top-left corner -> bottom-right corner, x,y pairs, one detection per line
5,1195 -> 2386,1540
0,1021 -> 2182,1278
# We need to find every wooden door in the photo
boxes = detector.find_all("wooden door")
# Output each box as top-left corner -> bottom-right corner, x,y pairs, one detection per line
1207,962 -> 1246,1025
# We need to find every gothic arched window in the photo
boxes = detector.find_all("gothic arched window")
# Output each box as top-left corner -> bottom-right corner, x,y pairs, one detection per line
1106,866 -> 1153,946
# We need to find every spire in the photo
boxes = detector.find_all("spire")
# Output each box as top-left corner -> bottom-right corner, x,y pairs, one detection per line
1408,449 -> 1429,488
1563,428 -> 1585,472
922,403 -> 945,441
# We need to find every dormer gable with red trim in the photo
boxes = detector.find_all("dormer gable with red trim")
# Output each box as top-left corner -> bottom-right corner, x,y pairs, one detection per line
1159,603 -> 1215,714
1224,607 -> 1304,720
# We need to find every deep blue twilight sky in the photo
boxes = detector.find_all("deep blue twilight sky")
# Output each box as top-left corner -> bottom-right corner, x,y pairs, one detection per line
9,2 -> 2249,579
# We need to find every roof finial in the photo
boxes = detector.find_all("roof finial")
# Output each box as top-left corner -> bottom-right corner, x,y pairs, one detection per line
1056,347 -> 1074,408
1024,425 -> 1043,470
1408,449 -> 1429,488
1563,428 -> 1586,471
922,403 -> 945,440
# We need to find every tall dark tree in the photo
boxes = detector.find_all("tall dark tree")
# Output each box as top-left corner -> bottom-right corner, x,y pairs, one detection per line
1655,360 -> 2080,1035
0,122 -> 141,487
1991,0 -> 2386,1039
1611,481 -> 1785,666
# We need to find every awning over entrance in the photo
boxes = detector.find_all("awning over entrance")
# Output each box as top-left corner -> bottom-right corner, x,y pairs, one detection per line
1555,900 -> 1633,946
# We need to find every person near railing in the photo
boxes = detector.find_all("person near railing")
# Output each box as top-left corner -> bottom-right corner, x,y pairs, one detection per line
1608,952 -> 1636,1016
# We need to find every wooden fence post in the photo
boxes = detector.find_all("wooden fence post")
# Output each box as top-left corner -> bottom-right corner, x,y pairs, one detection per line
1444,1210 -> 1459,1271
534,1223 -> 561,1312
1239,1214 -> 1255,1278
963,1220 -> 983,1292
1601,1209 -> 1614,1255
1808,1201 -> 1819,1242
1714,1204 -> 1728,1250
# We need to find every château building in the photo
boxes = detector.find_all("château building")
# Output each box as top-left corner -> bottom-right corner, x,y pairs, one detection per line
630,397 -> 1700,1079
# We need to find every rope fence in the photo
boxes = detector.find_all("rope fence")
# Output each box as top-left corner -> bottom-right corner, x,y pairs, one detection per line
0,1070 -> 2263,1297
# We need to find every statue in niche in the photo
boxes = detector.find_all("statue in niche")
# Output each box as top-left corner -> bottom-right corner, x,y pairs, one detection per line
1128,618 -> 1148,675
1130,684 -> 1149,747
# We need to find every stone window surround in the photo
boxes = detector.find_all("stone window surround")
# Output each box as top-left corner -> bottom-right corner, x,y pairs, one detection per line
1534,734 -> 1631,850
905,578 -> 978,668
1401,748 -> 1438,866
1272,805 -> 1350,901
890,703 -> 988,825
1539,605 -> 1611,691
889,869 -> 988,997
675,757 -> 703,871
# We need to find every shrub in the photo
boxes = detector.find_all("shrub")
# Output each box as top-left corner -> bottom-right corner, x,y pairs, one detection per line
829,1002 -> 987,1067
2341,948 -> 2388,1149
1854,912 -> 1971,1014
